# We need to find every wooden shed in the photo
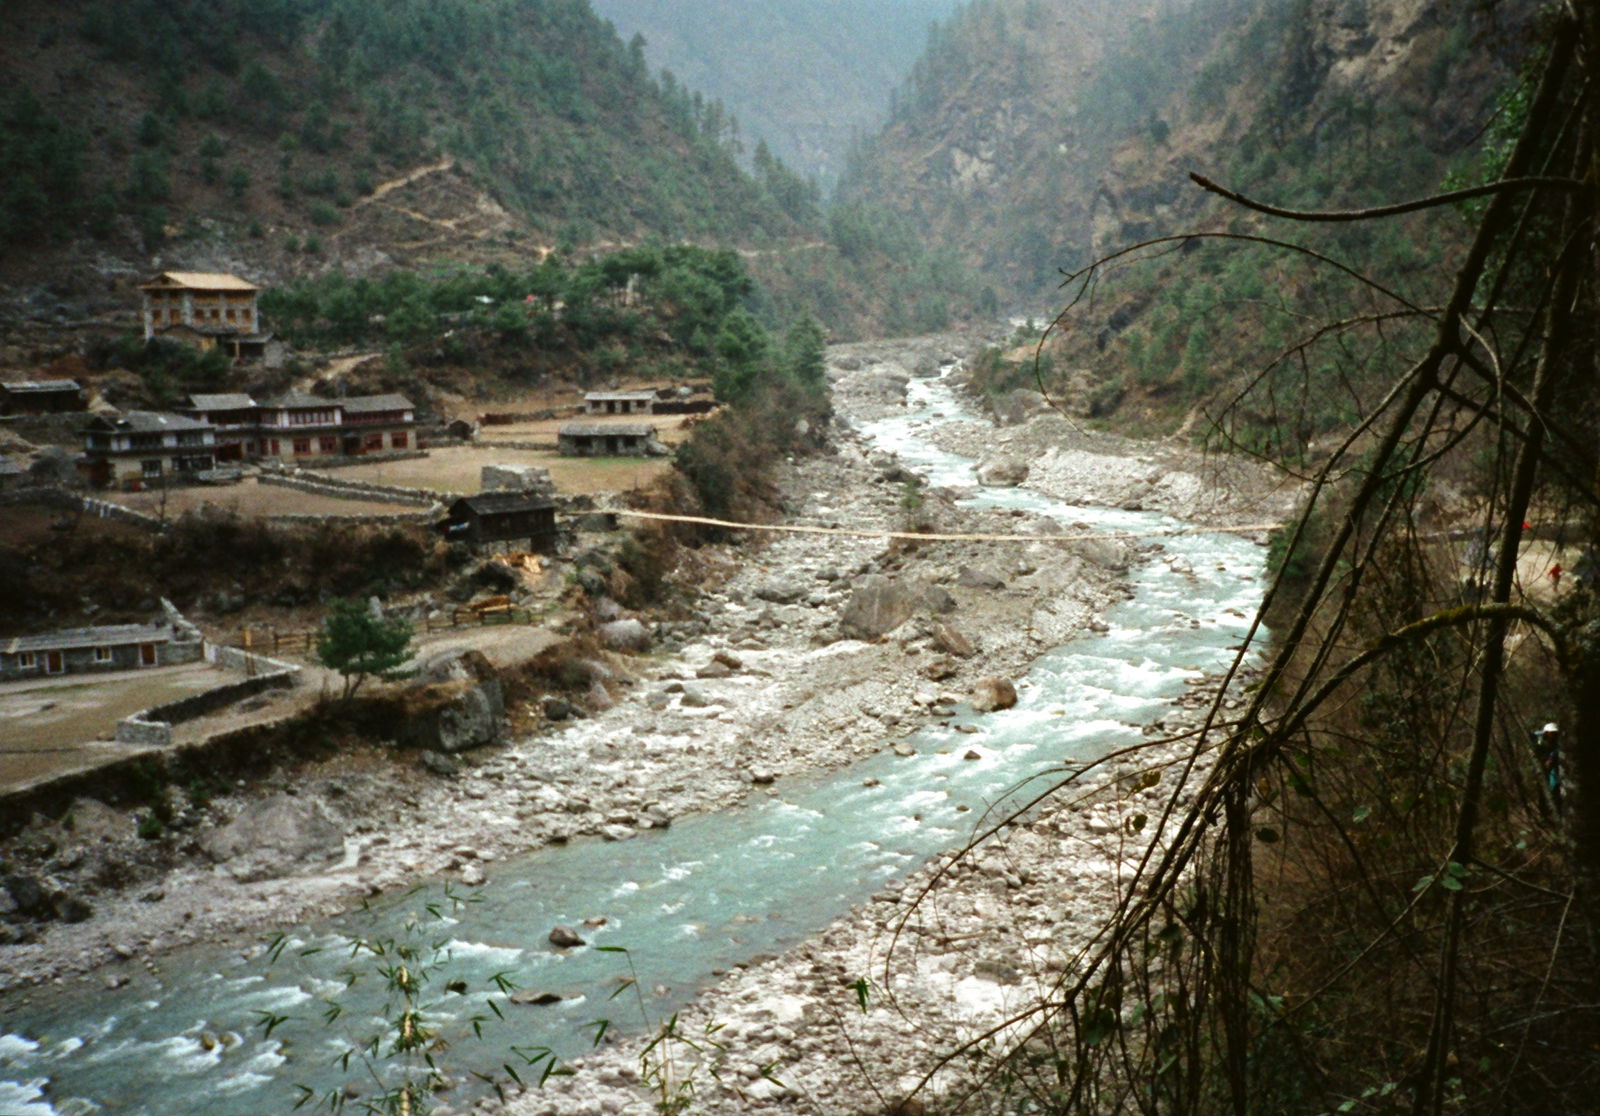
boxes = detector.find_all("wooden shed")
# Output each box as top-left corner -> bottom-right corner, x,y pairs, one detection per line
442,492 -> 558,551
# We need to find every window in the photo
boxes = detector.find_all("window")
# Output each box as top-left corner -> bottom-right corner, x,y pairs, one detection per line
391,431 -> 408,449
142,459 -> 163,477
363,432 -> 383,451
293,438 -> 311,455
94,647 -> 113,664
319,436 -> 338,454
17,651 -> 36,669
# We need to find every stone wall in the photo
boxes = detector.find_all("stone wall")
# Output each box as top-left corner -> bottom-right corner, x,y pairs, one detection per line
257,470 -> 449,507
113,647 -> 301,745
0,487 -> 166,531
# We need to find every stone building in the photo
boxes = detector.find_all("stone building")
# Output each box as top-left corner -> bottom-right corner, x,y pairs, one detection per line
138,271 -> 280,363
583,390 -> 656,416
557,422 -> 663,457
0,604 -> 204,681
80,411 -> 216,487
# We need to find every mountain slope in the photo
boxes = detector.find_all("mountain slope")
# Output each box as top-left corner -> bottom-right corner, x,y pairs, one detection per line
842,0 -> 1540,305
588,0 -> 963,188
0,0 -> 816,297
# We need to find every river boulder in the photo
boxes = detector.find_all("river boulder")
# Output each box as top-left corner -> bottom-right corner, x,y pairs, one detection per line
992,389 -> 1050,426
976,454 -> 1030,487
971,677 -> 1019,713
839,576 -> 921,640
202,795 -> 345,882
404,650 -> 506,753
598,618 -> 652,652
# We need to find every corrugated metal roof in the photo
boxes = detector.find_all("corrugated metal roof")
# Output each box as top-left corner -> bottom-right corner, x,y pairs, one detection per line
451,492 -> 556,515
3,623 -> 179,655
139,271 -> 259,291
585,391 -> 656,401
559,423 -> 657,438
342,394 -> 414,413
188,394 -> 258,410
1,379 -> 82,392
91,410 -> 214,434
263,390 -> 332,409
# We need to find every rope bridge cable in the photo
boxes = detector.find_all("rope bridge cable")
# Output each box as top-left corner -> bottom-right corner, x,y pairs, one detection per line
604,509 -> 1284,545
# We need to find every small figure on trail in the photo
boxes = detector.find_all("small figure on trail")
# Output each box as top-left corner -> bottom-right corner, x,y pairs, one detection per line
1533,722 -> 1562,811
1549,563 -> 1562,588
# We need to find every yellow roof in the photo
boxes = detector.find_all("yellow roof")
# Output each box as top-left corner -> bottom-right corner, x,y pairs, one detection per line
139,271 -> 260,292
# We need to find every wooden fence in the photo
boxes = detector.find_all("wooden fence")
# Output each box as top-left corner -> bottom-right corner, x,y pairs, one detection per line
237,605 -> 543,657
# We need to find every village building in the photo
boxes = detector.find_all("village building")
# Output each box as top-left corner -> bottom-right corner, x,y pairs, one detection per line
185,393 -> 261,461
557,422 -> 662,457
583,390 -> 656,416
0,607 -> 204,682
441,492 -> 558,551
176,390 -> 419,463
0,379 -> 86,415
340,393 -> 417,455
138,271 -> 281,363
256,389 -> 343,460
80,411 -> 216,487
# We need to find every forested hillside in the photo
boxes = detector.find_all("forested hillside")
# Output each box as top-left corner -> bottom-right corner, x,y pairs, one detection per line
0,0 -> 818,287
589,0 -> 962,188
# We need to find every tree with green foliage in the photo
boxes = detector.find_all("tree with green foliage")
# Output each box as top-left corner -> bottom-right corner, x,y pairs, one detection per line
711,308 -> 770,402
780,313 -> 827,394
316,598 -> 413,700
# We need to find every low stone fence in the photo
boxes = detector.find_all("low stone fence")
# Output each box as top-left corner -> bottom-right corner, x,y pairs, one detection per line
113,647 -> 302,745
481,409 -> 565,424
267,450 -> 431,471
257,470 -> 448,507
0,486 -> 167,531
262,509 -> 441,527
476,439 -> 558,452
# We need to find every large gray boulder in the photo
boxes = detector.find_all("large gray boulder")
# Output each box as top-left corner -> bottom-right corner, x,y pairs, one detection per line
976,455 -> 1030,487
202,795 -> 344,882
598,618 -> 652,652
992,389 -> 1049,426
839,576 -> 921,640
411,650 -> 506,753
971,677 -> 1019,713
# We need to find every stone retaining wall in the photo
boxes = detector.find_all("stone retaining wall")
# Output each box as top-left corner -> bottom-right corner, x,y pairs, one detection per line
262,509 -> 440,526
257,470 -> 452,507
0,486 -> 167,531
476,439 -> 557,452
113,648 -> 302,745
267,450 -> 430,471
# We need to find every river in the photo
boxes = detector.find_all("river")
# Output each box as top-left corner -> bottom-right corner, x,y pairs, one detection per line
0,363 -> 1265,1116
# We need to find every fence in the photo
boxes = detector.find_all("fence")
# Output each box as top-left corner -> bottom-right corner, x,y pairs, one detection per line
241,606 -> 545,657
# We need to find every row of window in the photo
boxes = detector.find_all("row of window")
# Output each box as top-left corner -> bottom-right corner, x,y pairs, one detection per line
148,308 -> 254,325
11,647 -> 111,672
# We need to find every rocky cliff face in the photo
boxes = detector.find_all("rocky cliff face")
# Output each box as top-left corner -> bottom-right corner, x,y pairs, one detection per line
843,0 -> 1541,305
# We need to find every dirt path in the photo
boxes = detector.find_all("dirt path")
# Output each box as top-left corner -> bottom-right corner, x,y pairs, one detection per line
352,158 -> 456,206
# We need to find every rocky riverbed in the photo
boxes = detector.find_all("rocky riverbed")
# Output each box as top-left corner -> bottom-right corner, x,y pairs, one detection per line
0,332 -> 1290,1116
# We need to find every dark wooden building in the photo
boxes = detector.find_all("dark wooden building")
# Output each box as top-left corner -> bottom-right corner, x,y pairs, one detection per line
442,493 -> 558,551
0,379 -> 85,415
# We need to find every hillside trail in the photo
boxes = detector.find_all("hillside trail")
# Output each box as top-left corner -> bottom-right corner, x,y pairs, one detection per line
294,351 -> 380,393
351,157 -> 456,206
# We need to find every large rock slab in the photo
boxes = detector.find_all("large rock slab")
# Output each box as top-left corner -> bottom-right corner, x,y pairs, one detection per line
598,618 -> 653,652
976,454 -> 1030,487
202,795 -> 344,882
839,576 -> 921,640
409,650 -> 506,753
971,677 -> 1019,713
